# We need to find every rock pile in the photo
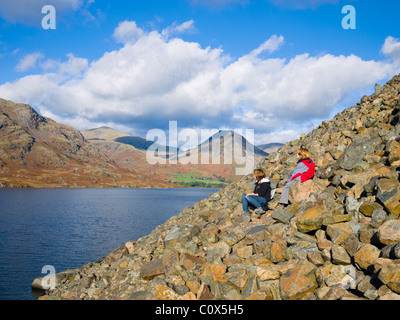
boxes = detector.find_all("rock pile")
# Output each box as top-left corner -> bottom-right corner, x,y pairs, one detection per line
34,74 -> 400,300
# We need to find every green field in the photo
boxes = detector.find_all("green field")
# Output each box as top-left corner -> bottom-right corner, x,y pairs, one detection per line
172,173 -> 229,188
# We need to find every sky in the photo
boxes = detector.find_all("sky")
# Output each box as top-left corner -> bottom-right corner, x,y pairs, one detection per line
0,0 -> 399,147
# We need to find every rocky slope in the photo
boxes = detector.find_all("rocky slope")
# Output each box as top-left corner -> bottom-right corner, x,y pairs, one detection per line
0,99 -> 173,188
34,74 -> 400,300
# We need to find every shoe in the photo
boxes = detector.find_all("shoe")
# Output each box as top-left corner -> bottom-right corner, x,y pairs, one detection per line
254,207 -> 265,215
278,203 -> 289,208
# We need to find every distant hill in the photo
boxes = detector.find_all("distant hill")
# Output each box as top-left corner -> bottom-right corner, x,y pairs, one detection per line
257,142 -> 284,154
82,127 -> 180,158
115,136 -> 180,157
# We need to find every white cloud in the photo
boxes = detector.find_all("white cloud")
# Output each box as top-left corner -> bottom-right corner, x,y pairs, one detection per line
162,20 -> 196,40
250,35 -> 284,56
381,36 -> 400,60
41,53 -> 89,76
0,0 -> 83,24
0,23 -> 399,144
15,52 -> 44,72
113,21 -> 145,44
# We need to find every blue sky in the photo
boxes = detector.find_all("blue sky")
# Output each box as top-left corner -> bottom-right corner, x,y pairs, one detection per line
0,0 -> 399,146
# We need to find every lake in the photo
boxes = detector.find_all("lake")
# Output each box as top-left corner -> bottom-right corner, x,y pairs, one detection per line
0,188 -> 219,300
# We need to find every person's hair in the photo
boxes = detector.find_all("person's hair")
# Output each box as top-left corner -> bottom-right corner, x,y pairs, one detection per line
298,147 -> 311,160
253,169 -> 266,181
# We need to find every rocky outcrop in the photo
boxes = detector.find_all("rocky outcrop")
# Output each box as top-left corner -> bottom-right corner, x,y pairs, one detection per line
34,74 -> 400,300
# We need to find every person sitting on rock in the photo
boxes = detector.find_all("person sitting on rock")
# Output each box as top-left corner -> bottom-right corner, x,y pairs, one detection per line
242,169 -> 272,215
280,147 -> 315,207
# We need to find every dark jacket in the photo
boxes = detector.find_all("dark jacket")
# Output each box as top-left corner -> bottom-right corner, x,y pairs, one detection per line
254,178 -> 272,200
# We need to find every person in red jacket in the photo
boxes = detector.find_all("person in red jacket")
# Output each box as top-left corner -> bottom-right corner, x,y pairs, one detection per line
279,147 -> 315,206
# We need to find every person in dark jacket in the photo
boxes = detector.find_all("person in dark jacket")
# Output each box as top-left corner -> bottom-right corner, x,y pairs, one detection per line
242,169 -> 272,215
280,147 -> 315,206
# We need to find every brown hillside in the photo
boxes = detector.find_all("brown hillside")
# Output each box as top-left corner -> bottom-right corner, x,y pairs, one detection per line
0,99 -> 173,188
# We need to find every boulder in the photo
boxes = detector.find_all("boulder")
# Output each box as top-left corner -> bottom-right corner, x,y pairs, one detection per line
336,134 -> 384,171
322,264 -> 357,290
206,241 -> 231,262
387,139 -> 400,166
269,237 -> 287,263
154,284 -> 181,300
271,209 -> 294,224
103,245 -> 128,265
331,245 -> 351,265
378,220 -> 400,245
279,260 -> 318,300
378,263 -> 400,294
377,187 -> 400,216
164,224 -> 201,249
359,202 -> 383,217
296,207 -> 327,233
354,244 -> 381,271
225,269 -> 249,290
256,264 -> 280,281
326,222 -> 354,245
370,209 -> 387,228
140,259 -> 165,280
288,178 -> 328,204
197,283 -> 214,300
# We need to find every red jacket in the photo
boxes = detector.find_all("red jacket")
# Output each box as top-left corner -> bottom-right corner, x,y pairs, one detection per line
289,158 -> 316,183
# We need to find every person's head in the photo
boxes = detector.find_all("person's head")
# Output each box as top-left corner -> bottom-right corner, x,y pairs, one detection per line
253,169 -> 266,182
298,147 -> 311,160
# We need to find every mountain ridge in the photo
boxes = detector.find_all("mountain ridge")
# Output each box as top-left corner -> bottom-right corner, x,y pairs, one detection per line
81,126 -> 274,187
0,101 -> 275,188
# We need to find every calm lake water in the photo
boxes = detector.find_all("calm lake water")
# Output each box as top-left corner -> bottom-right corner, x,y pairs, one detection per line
0,188 -> 219,300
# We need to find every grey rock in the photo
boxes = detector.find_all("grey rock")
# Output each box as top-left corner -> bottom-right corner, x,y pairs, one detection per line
271,209 -> 294,224
164,224 -> 200,249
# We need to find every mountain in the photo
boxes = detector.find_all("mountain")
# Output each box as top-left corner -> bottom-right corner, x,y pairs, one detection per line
0,100 -> 173,188
82,127 -> 269,187
257,142 -> 284,154
180,129 -> 268,159
169,130 -> 268,176
34,73 -> 400,300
